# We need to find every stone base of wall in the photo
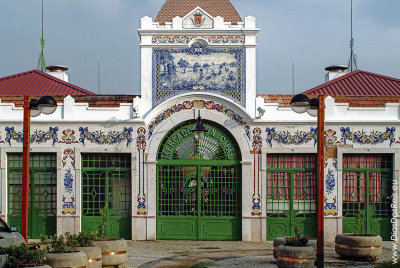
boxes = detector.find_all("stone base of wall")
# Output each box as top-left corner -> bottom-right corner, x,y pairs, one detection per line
324,217 -> 339,243
132,216 -> 156,241
57,215 -> 80,235
242,217 -> 266,242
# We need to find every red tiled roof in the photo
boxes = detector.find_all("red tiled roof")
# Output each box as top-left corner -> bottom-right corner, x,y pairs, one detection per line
154,0 -> 242,25
303,70 -> 400,96
0,95 -> 137,108
0,70 -> 95,96
257,94 -> 400,108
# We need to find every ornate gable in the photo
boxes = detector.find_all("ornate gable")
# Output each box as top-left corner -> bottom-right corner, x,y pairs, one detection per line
154,0 -> 242,25
182,7 -> 213,29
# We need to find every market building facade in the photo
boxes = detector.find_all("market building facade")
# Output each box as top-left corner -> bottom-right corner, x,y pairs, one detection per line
0,0 -> 399,243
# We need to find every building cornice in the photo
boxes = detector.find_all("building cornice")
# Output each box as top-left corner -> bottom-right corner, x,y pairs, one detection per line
138,29 -> 259,35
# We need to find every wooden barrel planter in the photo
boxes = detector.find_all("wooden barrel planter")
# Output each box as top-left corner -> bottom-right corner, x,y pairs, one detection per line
335,233 -> 382,261
77,246 -> 102,268
93,239 -> 127,267
273,237 -> 317,259
277,245 -> 315,268
44,251 -> 87,268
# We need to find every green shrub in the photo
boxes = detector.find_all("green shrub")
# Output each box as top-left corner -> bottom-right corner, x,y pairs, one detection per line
0,244 -> 46,267
374,260 -> 400,268
285,237 -> 309,247
284,223 -> 309,247
40,233 -> 78,253
69,231 -> 96,247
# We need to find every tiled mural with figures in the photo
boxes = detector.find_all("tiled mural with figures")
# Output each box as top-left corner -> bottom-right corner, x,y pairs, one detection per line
153,41 -> 245,106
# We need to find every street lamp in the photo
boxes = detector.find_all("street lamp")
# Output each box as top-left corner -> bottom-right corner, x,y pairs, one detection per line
22,95 -> 57,243
290,94 -> 325,268
191,111 -> 207,140
191,111 -> 208,159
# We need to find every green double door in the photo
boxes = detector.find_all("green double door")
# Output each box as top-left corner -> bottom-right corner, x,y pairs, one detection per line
81,154 -> 131,239
156,120 -> 242,241
7,154 -> 57,238
157,163 -> 241,240
342,154 -> 393,240
266,154 -> 317,240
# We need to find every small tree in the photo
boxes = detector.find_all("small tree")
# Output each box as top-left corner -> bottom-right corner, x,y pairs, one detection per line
98,194 -> 112,239
285,224 -> 308,247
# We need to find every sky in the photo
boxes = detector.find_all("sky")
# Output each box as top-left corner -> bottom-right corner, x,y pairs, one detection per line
0,0 -> 399,95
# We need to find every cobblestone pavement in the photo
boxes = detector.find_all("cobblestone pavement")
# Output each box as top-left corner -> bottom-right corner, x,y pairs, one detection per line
125,241 -> 395,268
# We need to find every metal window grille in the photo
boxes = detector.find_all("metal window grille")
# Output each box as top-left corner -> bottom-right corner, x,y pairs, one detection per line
82,154 -> 131,217
342,154 -> 392,240
81,153 -> 131,239
157,165 -> 241,217
266,154 -> 317,239
7,153 -> 57,237
267,154 -> 317,215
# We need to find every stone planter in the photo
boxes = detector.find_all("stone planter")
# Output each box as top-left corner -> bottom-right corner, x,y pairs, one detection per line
277,245 -> 315,268
77,246 -> 102,268
273,237 -> 317,259
8,264 -> 51,268
335,233 -> 382,261
93,239 -> 127,267
44,251 -> 87,268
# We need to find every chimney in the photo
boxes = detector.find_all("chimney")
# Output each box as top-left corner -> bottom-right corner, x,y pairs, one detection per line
45,65 -> 69,82
325,65 -> 348,82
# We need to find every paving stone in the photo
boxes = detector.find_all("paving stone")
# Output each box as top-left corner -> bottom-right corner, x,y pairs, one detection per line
124,240 -> 395,268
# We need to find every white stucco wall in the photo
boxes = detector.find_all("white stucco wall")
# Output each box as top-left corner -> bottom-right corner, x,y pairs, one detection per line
0,93 -> 399,242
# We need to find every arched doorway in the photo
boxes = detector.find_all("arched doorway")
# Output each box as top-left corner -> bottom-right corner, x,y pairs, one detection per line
156,120 -> 242,240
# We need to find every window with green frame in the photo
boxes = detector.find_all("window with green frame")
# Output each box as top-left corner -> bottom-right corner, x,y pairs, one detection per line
266,154 -> 317,239
7,153 -> 57,238
342,154 -> 393,240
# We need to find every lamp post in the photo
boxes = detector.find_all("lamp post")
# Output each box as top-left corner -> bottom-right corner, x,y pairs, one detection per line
22,95 -> 57,243
290,94 -> 325,268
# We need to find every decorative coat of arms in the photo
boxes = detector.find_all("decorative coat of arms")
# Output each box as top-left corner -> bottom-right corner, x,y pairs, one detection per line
192,12 -> 204,26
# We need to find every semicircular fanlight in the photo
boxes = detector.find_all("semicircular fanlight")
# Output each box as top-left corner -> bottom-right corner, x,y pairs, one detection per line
157,120 -> 241,161
175,136 -> 223,160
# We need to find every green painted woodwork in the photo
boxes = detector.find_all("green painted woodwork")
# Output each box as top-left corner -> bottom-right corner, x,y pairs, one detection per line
266,155 -> 317,240
7,154 -> 57,239
157,165 -> 241,240
157,120 -> 241,240
81,154 -> 131,239
342,154 -> 393,240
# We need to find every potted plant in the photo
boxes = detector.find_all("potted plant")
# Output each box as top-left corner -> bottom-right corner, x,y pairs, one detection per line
273,236 -> 317,259
93,195 -> 127,267
0,244 -> 50,268
276,225 -> 315,268
68,232 -> 102,268
272,225 -> 317,259
335,207 -> 382,261
40,234 -> 87,268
